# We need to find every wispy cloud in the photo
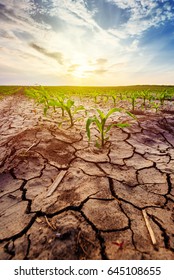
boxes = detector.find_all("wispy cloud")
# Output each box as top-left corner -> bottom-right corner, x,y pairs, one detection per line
30,43 -> 64,65
67,64 -> 80,73
107,0 -> 174,37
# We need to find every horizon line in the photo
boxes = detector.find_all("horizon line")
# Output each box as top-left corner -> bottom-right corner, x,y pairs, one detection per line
1,84 -> 174,87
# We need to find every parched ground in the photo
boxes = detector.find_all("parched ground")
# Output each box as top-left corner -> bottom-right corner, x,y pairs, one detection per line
0,92 -> 174,260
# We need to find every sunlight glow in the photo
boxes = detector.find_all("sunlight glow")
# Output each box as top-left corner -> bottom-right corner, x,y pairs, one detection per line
72,64 -> 93,78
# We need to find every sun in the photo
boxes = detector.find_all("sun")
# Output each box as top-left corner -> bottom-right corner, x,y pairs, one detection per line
73,66 -> 86,78
70,56 -> 95,79
72,64 -> 94,79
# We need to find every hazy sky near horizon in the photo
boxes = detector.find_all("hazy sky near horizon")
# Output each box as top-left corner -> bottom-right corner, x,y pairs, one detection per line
0,0 -> 174,86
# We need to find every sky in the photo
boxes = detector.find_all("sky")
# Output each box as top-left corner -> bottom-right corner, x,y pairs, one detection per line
0,0 -> 174,86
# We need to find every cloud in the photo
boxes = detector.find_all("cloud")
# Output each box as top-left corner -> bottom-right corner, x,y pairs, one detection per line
51,0 -> 99,30
94,68 -> 107,75
30,43 -> 64,65
106,0 -> 174,37
96,58 -> 108,65
67,64 -> 80,72
83,68 -> 108,76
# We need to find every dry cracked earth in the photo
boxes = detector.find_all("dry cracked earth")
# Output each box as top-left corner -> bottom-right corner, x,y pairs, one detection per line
0,92 -> 174,260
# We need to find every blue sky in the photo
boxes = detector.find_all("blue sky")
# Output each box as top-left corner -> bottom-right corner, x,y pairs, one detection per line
0,0 -> 174,85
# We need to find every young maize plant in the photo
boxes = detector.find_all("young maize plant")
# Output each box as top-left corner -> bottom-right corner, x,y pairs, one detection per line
140,89 -> 151,107
25,86 -> 85,127
129,91 -> 139,111
150,101 -> 160,113
110,91 -> 118,106
157,89 -> 170,106
48,97 -> 85,127
25,86 -> 50,115
86,108 -> 135,147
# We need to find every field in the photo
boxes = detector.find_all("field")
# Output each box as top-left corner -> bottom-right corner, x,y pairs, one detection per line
0,85 -> 174,260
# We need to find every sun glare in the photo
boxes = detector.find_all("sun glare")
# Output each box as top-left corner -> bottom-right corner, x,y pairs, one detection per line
72,64 -> 93,79
70,55 -> 95,79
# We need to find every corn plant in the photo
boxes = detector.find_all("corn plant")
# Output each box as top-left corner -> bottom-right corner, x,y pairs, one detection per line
109,91 -> 118,106
86,108 -> 135,147
140,89 -> 151,107
25,86 -> 50,115
157,89 -> 171,106
48,98 -> 85,127
129,91 -> 139,111
55,93 -> 66,116
150,101 -> 160,113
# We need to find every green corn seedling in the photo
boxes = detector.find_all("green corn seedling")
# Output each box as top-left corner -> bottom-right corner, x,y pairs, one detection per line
26,86 -> 50,116
158,89 -> 170,106
151,101 -> 160,113
140,89 -> 151,107
86,108 -> 135,147
130,91 -> 138,111
48,98 -> 85,127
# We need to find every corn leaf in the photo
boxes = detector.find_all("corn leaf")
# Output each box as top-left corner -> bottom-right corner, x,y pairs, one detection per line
97,109 -> 106,120
94,117 -> 102,132
44,107 -> 48,116
106,108 -> 121,119
116,123 -> 130,128
125,111 -> 137,119
105,123 -> 115,134
73,105 -> 85,114
86,118 -> 95,141
67,99 -> 74,108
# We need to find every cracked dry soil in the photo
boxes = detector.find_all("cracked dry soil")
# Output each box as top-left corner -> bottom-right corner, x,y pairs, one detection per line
0,92 -> 174,260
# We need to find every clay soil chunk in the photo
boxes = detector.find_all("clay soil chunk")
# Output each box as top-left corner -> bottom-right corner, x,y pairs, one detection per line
125,153 -> 153,169
109,142 -> 134,165
82,200 -> 129,231
127,133 -> 169,155
13,152 -> 45,180
76,147 -> 109,163
41,171 -> 112,214
33,138 -> 75,168
71,158 -> 105,177
112,180 -> 166,208
99,163 -> 137,186
138,167 -> 166,184
0,194 -> 35,240
0,172 -> 23,198
156,160 -> 174,173
24,164 -> 58,204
